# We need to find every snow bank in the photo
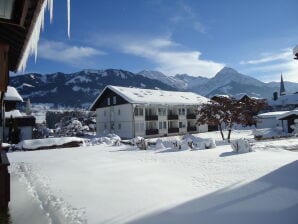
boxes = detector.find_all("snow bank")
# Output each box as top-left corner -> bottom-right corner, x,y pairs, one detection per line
87,134 -> 121,146
17,137 -> 84,150
231,138 -> 252,153
254,128 -> 287,139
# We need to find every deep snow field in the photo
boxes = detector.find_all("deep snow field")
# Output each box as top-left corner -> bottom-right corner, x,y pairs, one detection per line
7,130 -> 298,224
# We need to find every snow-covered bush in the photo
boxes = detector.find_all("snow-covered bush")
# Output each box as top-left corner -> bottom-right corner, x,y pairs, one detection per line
290,119 -> 298,135
131,136 -> 148,150
155,139 -> 165,149
182,134 -> 216,150
231,138 -> 252,153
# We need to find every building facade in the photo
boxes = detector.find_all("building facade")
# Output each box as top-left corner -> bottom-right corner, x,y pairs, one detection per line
90,86 -> 209,139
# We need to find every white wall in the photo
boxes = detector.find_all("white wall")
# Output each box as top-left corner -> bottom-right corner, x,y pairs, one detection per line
257,117 -> 288,131
96,104 -> 134,138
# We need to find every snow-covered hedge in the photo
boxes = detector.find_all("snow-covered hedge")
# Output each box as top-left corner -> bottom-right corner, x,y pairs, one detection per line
231,138 -> 252,153
88,134 -> 121,146
17,137 -> 84,150
156,134 -> 216,151
253,128 -> 287,140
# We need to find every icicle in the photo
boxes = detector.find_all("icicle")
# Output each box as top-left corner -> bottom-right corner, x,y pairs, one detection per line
47,0 -> 54,23
67,0 -> 70,38
17,0 -> 71,72
18,0 -> 47,71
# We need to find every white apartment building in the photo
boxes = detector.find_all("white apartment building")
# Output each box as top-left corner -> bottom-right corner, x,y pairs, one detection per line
90,85 -> 209,139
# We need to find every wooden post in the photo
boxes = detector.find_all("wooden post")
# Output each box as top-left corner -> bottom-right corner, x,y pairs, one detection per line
0,43 -> 10,212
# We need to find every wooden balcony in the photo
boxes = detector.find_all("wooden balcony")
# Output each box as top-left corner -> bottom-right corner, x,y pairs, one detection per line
187,126 -> 197,132
167,114 -> 178,120
145,115 -> 158,121
186,114 -> 196,119
168,128 -> 179,133
146,129 -> 159,135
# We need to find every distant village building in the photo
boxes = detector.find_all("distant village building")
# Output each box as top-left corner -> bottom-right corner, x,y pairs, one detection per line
256,111 -> 288,131
2,86 -> 36,142
268,74 -> 298,111
90,85 -> 209,139
277,110 -> 298,133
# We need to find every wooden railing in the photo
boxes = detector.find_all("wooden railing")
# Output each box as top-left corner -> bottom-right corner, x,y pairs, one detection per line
145,115 -> 158,121
168,128 -> 179,133
187,126 -> 197,132
146,129 -> 159,135
167,114 -> 178,120
0,150 -> 10,212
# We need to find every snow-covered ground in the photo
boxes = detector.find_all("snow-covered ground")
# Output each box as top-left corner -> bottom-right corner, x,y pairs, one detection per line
7,131 -> 298,224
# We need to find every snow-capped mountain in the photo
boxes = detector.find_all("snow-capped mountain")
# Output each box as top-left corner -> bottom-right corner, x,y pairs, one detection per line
10,67 -> 298,108
137,70 -> 188,89
189,67 -> 298,98
10,69 -> 177,107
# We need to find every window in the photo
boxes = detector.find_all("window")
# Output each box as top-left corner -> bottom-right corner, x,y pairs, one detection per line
134,107 -> 144,116
158,108 -> 167,116
135,121 -> 145,132
104,123 -> 107,129
179,122 -> 185,128
118,109 -> 121,115
118,123 -> 121,129
159,121 -> 162,129
159,121 -> 167,129
178,108 -> 185,115
107,98 -> 111,105
113,96 -> 116,104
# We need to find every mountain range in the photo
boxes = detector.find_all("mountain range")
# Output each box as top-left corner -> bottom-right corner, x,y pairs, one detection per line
10,67 -> 298,108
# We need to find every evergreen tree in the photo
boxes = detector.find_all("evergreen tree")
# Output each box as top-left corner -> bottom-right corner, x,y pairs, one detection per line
25,98 -> 32,115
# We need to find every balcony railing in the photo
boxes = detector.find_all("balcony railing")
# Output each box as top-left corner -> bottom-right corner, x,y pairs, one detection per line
146,129 -> 159,135
186,114 -> 196,119
167,114 -> 178,120
168,128 -> 179,133
145,115 -> 158,121
187,126 -> 197,132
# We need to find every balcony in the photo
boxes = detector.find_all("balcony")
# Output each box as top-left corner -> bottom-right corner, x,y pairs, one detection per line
145,115 -> 158,121
187,126 -> 197,132
168,128 -> 179,133
167,114 -> 178,120
146,129 -> 159,135
186,114 -> 196,119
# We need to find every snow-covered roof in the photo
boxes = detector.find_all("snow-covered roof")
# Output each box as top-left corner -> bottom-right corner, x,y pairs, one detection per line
257,111 -> 289,118
4,86 -> 23,102
277,109 -> 298,120
268,93 -> 298,106
5,110 -> 24,118
91,85 -> 209,109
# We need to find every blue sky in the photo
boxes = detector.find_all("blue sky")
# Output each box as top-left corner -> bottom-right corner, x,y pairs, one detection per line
22,0 -> 298,82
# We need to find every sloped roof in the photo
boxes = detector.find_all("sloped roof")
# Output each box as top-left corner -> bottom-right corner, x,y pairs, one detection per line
277,109 -> 298,120
4,86 -> 23,102
90,85 -> 209,110
257,111 -> 289,118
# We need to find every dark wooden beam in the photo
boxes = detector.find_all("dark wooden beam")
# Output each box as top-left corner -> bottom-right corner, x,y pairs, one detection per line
0,44 -> 9,92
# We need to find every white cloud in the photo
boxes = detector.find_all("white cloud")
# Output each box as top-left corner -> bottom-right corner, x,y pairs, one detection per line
95,35 -> 223,77
240,48 -> 298,82
240,49 -> 292,65
38,40 -> 105,66
121,37 -> 223,77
